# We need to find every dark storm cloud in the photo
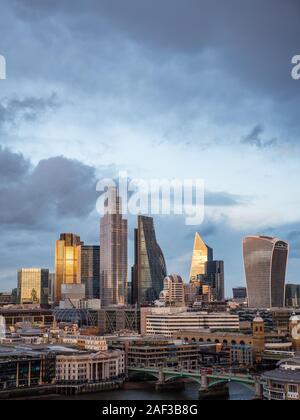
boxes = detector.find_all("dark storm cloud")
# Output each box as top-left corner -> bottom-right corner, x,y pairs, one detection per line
241,125 -> 278,149
0,94 -> 59,130
12,0 -> 300,97
0,146 -> 99,229
0,145 -> 30,181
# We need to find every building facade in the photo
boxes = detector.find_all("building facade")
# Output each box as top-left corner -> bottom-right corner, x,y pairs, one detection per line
233,287 -> 247,302
80,245 -> 100,300
159,274 -> 185,307
0,350 -> 56,390
17,269 -> 49,305
145,311 -> 240,337
132,215 -> 167,305
100,187 -> 128,307
56,349 -> 125,384
243,236 -> 289,308
189,232 -> 213,281
55,233 -> 83,303
286,284 -> 300,308
263,357 -> 300,400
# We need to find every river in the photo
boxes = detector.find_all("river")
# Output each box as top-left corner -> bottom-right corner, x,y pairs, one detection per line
56,382 -> 254,401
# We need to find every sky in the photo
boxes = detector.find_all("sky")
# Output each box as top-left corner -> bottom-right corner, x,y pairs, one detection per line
0,0 -> 300,296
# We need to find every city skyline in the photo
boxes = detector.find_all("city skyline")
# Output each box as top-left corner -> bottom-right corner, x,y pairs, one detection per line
1,0 -> 300,295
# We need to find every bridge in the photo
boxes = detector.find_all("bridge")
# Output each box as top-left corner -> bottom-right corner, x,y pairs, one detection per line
128,366 -> 262,399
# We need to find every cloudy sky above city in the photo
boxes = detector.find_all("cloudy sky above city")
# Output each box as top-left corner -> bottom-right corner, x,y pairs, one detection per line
0,0 -> 300,294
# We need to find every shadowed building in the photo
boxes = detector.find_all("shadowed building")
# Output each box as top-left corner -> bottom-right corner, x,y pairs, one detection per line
243,236 -> 289,309
100,187 -> 128,307
80,245 -> 100,299
190,232 -> 213,281
54,233 -> 83,303
132,216 -> 167,305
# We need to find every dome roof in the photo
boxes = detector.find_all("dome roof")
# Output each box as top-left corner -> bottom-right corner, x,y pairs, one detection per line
253,312 -> 264,323
289,312 -> 300,323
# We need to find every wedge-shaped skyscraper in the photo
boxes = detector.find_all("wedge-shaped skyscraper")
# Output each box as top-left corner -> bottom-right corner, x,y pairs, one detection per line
189,232 -> 213,281
243,236 -> 289,309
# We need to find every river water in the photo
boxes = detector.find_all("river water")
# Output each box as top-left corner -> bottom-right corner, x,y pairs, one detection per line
59,382 -> 254,401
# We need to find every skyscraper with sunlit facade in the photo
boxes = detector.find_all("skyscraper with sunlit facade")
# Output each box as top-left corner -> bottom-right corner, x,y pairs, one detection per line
17,268 -> 49,305
100,187 -> 128,307
189,232 -> 213,281
243,235 -> 289,308
54,233 -> 83,303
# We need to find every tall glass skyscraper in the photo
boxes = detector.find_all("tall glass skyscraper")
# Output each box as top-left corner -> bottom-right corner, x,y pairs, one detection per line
79,245 -> 100,299
189,232 -> 213,281
54,233 -> 83,303
17,268 -> 49,305
243,235 -> 289,308
132,215 -> 167,305
100,187 -> 128,307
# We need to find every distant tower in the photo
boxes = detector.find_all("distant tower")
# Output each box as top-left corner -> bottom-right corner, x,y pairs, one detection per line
289,313 -> 300,351
252,312 -> 265,356
190,232 -> 213,281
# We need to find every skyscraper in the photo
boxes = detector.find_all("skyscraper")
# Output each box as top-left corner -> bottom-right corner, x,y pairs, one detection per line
100,187 -> 128,307
54,233 -> 83,303
243,236 -> 289,309
189,232 -> 213,281
17,268 -> 49,305
79,245 -> 100,299
132,215 -> 167,305
205,260 -> 225,301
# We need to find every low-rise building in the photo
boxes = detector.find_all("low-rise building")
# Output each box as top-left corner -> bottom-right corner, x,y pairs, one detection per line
230,344 -> 253,367
56,349 -> 125,384
109,336 -> 219,370
0,346 -> 56,390
145,311 -> 239,337
60,335 -> 108,352
262,357 -> 300,400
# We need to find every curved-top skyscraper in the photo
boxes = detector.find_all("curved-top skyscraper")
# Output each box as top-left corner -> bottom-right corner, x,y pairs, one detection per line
243,236 -> 289,309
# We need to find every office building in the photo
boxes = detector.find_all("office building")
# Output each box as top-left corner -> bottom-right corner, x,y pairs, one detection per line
286,284 -> 300,308
145,311 -> 239,337
17,269 -> 49,306
110,337 -> 218,370
132,215 -> 167,305
243,236 -> 289,308
80,245 -> 100,299
196,260 -> 225,302
54,233 -> 83,303
100,187 -> 128,306
159,274 -> 185,307
0,348 -> 56,391
190,232 -> 213,281
233,287 -> 247,302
